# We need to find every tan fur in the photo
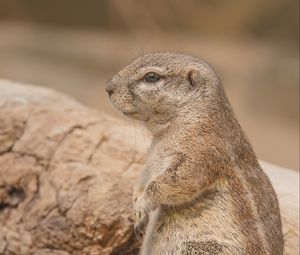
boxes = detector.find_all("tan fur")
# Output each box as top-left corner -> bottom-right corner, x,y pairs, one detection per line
106,52 -> 284,255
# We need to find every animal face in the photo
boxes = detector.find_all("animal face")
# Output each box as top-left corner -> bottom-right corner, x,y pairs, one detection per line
106,52 -> 219,121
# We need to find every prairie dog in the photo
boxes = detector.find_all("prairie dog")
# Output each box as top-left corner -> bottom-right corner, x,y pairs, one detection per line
106,52 -> 283,255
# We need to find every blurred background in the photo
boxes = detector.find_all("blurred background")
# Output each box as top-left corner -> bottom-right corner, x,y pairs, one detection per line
0,0 -> 298,170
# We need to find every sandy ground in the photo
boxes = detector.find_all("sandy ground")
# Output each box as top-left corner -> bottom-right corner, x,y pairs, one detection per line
0,22 -> 298,170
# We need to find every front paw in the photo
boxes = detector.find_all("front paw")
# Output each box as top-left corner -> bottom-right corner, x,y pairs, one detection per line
133,195 -> 155,240
133,187 -> 144,204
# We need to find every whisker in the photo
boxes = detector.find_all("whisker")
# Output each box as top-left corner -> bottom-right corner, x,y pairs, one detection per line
122,115 -> 126,141
133,120 -> 137,152
139,120 -> 147,146
141,39 -> 144,56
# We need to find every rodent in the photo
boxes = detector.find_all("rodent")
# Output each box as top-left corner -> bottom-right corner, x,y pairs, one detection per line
106,52 -> 284,255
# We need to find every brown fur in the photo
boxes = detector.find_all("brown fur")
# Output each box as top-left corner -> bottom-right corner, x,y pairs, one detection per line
106,52 -> 283,255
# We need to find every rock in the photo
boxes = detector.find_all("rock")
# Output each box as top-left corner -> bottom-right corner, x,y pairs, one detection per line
0,80 -> 147,255
0,80 -> 298,255
261,162 -> 299,255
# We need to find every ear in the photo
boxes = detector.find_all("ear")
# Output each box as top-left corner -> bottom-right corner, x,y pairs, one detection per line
187,69 -> 207,89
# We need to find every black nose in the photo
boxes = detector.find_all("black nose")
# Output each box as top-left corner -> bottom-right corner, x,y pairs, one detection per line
106,83 -> 115,96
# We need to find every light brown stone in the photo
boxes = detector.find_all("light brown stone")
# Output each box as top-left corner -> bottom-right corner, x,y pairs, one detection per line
0,80 -> 146,255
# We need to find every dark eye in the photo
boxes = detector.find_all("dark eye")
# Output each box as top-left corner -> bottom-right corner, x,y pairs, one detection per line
143,72 -> 161,83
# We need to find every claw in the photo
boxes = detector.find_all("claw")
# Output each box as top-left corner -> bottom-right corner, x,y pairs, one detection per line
133,194 -> 156,240
134,215 -> 148,240
134,224 -> 144,241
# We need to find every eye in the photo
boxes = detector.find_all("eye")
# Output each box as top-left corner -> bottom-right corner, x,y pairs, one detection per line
143,72 -> 161,83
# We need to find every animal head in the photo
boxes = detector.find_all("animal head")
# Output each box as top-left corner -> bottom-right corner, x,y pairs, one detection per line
106,52 -> 220,122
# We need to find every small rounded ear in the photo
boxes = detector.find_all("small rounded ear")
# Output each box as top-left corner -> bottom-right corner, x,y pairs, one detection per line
187,69 -> 207,89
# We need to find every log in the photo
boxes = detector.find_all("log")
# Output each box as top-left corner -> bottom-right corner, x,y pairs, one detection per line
0,80 -> 298,255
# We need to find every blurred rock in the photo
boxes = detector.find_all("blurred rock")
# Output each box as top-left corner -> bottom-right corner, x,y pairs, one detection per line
0,80 -> 147,255
261,162 -> 299,255
0,80 -> 298,255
